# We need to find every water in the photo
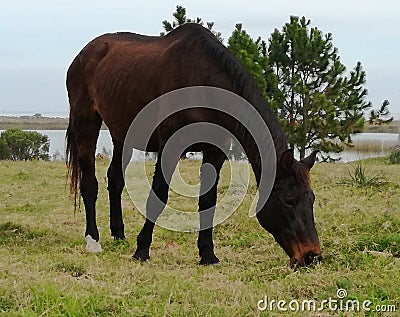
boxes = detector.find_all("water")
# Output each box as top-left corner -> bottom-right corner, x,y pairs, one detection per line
37,130 -> 113,160
34,130 -> 148,161
1,129 -> 398,162
328,133 -> 399,162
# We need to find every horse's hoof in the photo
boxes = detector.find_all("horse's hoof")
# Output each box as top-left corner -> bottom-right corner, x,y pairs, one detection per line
85,235 -> 102,253
132,249 -> 150,262
199,254 -> 220,265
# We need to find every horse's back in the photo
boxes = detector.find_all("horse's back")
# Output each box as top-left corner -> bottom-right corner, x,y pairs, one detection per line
74,23 -> 221,87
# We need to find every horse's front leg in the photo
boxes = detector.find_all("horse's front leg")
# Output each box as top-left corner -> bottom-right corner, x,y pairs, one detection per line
133,149 -> 178,261
198,148 -> 226,265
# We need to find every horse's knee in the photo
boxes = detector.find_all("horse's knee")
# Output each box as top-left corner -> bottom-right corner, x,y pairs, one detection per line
107,177 -> 124,194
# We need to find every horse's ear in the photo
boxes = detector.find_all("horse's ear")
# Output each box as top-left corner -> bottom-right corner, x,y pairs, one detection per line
279,149 -> 294,171
301,150 -> 319,170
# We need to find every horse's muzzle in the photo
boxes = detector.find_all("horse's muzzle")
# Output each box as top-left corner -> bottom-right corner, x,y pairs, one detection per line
290,251 -> 322,268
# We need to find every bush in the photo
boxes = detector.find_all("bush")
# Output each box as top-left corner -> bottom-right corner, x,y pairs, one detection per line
389,146 -> 400,164
0,129 -> 50,161
338,161 -> 387,188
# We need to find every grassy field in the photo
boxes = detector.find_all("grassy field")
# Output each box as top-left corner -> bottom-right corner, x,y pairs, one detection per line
0,116 -> 69,130
0,158 -> 399,316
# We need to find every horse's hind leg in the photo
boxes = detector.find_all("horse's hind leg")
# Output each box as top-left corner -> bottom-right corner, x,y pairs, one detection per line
67,54 -> 103,251
133,148 -> 179,261
75,113 -> 102,251
107,137 -> 130,240
198,147 -> 226,265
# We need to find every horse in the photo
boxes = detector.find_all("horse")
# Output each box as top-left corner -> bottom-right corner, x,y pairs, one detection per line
66,23 -> 321,267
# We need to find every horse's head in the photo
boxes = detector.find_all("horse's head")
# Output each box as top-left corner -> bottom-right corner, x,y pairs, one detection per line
257,149 -> 321,267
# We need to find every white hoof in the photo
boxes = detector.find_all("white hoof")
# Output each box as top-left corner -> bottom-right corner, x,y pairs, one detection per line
85,235 -> 102,253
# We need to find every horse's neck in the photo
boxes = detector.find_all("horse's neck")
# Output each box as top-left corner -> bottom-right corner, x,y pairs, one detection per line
236,107 -> 287,187
243,135 -> 286,187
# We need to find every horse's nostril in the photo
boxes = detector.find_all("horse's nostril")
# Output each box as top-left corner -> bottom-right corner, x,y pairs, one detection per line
304,252 -> 322,266
305,253 -> 314,265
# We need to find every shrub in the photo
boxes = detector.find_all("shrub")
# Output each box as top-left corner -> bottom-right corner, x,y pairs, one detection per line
0,129 -> 50,161
339,161 -> 387,188
388,146 -> 400,164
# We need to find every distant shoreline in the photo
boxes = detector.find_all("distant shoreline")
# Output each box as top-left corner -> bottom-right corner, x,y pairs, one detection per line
0,115 -> 398,133
0,115 -> 107,130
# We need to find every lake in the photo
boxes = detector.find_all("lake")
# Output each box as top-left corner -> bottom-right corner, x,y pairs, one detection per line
1,130 -> 399,162
33,130 -> 148,161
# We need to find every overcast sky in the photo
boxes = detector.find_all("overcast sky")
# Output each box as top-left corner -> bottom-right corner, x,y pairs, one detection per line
1,0 -> 399,116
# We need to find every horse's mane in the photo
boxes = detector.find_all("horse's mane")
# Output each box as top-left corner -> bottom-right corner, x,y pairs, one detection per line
171,24 -> 288,156
293,161 -> 311,187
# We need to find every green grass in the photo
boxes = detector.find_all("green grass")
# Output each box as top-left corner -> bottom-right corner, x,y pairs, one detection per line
0,159 -> 399,316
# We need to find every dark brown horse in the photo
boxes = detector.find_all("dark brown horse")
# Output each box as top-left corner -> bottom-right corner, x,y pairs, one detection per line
66,23 -> 321,267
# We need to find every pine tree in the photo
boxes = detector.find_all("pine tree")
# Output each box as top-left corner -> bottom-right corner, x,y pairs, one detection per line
228,24 -> 282,113
228,24 -> 268,94
267,16 -> 371,159
369,99 -> 393,125
161,5 -> 223,41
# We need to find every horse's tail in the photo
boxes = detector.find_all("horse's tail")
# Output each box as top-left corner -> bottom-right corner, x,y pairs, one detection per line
65,55 -> 84,211
66,115 -> 80,210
